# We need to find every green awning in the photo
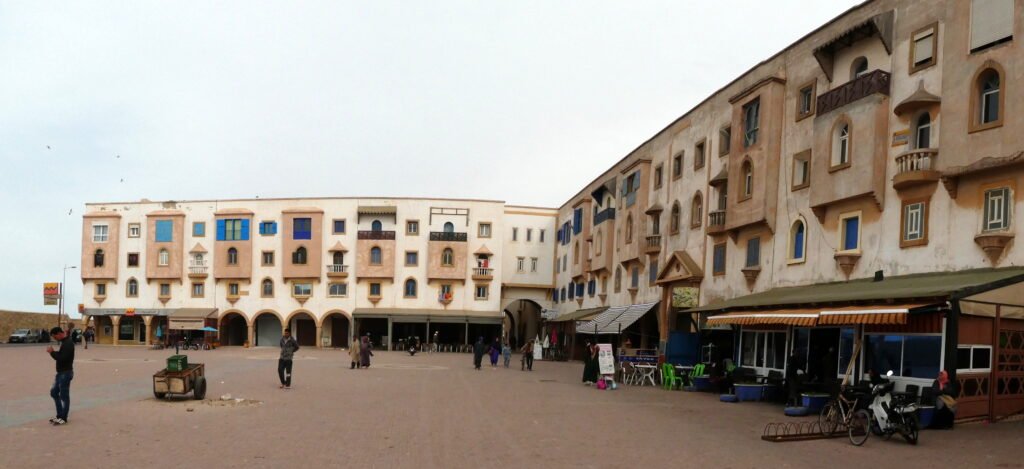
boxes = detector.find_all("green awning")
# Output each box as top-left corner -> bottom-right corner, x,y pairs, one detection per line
691,267 -> 1024,314
548,307 -> 608,323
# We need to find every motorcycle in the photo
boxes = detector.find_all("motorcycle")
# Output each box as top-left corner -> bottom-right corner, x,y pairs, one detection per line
849,370 -> 919,446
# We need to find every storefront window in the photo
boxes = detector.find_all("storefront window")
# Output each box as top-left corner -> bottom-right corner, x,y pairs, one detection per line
864,334 -> 941,379
741,331 -> 756,367
838,328 -> 855,377
741,330 -> 787,370
119,320 -> 135,341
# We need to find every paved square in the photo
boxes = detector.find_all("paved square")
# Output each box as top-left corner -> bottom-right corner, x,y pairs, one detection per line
1,345 -> 1022,468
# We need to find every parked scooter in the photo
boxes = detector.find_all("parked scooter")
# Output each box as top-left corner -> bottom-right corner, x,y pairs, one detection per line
849,370 -> 919,445
407,336 -> 419,356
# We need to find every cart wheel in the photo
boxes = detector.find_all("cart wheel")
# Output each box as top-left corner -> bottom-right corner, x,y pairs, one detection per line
193,376 -> 207,400
154,391 -> 167,399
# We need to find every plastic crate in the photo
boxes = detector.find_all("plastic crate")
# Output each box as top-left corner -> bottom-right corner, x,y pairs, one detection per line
167,355 -> 188,372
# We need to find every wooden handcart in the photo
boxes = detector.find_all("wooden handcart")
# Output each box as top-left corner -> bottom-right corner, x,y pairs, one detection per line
153,363 -> 207,400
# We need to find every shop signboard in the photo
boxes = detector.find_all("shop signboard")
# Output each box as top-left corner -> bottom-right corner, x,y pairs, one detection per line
597,343 -> 615,375
672,287 -> 698,308
44,283 -> 60,305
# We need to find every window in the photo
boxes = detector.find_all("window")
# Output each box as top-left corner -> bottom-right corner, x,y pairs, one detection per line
159,283 -> 170,297
902,201 -> 927,246
155,220 -> 173,242
192,253 -> 204,266
539,229 -> 545,243
293,283 -> 312,297
850,57 -> 869,80
625,214 -> 633,243
719,126 -> 731,156
969,0 -> 1014,53
839,213 -> 861,252
292,246 -> 308,265
864,334 -> 941,378
126,279 -> 138,297
259,221 -> 277,236
441,248 -> 454,266
478,223 -> 491,238
226,283 -> 238,296
329,283 -> 347,297
405,251 -> 418,266
95,283 -> 106,297
293,218 -> 312,240
218,219 -> 247,241
575,282 -> 584,298
371,220 -> 383,232
914,113 -> 932,149
957,345 -> 993,372
984,187 -> 1012,231
227,247 -> 238,265
562,255 -> 567,272
92,224 -> 109,242
262,251 -> 274,266
741,160 -> 753,198
614,267 -> 622,293
193,222 -> 206,237
158,249 -> 169,266
654,164 -> 663,189
910,23 -> 937,73
649,259 -> 658,285
650,214 -> 660,236
792,150 -> 811,190
588,279 -> 596,297
531,257 -> 538,272
595,231 -> 603,255
630,266 -> 639,289
833,123 -> 850,167
333,219 -> 346,234
745,237 -> 760,268
560,287 -> 566,301
672,152 -> 683,178
691,193 -> 703,228
475,285 -> 488,300
439,284 -> 452,300
517,257 -> 525,272
977,68 -> 1002,127
670,203 -> 680,233
797,82 -> 816,119
262,278 -> 274,297
443,222 -> 454,233
370,283 -> 381,297
743,99 -> 760,147
128,223 -> 140,238
717,185 -> 728,211
370,247 -> 382,265
740,331 -> 787,370
404,279 -> 417,297
332,251 -> 345,265
790,220 -> 806,262
193,283 -> 206,298
93,249 -> 105,267
512,227 -> 518,241
713,243 -> 726,275
694,140 -> 706,169
568,282 -> 575,300
527,228 -> 533,242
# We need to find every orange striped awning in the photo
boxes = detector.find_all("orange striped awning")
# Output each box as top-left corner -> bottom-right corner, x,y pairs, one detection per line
706,310 -> 819,327
816,305 -> 924,325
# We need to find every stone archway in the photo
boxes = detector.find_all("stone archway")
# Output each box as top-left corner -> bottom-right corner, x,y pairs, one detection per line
503,299 -> 543,349
253,311 -> 284,347
285,310 -> 318,347
322,311 -> 351,348
219,311 -> 249,346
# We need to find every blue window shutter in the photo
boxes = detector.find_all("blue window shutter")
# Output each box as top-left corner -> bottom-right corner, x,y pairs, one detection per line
216,219 -> 226,241
155,220 -> 173,242
240,219 -> 250,240
259,222 -> 266,235
271,222 -> 278,235
557,229 -> 563,242
844,218 -> 859,250
794,225 -> 805,259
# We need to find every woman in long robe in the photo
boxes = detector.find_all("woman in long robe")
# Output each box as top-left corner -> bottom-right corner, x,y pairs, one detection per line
359,336 -> 373,368
472,337 -> 485,370
582,343 -> 600,384
488,338 -> 501,367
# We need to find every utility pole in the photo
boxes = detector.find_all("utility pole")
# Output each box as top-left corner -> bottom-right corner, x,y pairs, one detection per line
60,265 -> 77,328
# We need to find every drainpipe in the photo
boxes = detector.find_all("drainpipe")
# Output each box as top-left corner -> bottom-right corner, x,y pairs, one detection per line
945,299 -> 960,384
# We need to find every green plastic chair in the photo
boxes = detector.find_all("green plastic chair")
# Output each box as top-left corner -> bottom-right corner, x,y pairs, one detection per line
663,364 -> 684,390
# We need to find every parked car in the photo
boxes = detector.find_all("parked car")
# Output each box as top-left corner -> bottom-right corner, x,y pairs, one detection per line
8,329 -> 40,343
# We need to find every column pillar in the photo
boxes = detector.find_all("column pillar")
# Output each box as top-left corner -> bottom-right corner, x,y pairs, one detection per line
316,325 -> 323,349
111,315 -> 121,346
142,316 -> 153,345
658,284 -> 671,362
247,323 -> 255,348
386,317 -> 393,351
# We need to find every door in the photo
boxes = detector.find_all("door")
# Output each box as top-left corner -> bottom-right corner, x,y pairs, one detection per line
256,315 -> 282,347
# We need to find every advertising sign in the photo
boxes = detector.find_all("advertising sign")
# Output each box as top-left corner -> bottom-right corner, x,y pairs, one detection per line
672,286 -> 699,308
597,343 -> 615,375
44,283 -> 60,305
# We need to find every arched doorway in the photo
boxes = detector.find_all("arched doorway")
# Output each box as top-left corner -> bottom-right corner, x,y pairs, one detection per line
503,299 -> 543,349
287,311 -> 318,347
220,312 -> 248,346
254,311 -> 283,347
323,312 -> 351,348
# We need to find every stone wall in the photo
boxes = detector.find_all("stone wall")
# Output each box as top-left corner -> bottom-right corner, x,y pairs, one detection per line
0,310 -> 62,342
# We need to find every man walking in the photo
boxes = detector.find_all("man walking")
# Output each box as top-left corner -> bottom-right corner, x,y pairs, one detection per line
47,327 -> 74,425
278,328 -> 299,389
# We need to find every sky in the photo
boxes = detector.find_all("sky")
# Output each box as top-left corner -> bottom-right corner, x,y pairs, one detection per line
0,0 -> 862,312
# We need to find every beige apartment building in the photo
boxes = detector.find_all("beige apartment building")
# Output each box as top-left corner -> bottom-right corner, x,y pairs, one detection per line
80,198 -> 555,351
549,0 -> 1024,422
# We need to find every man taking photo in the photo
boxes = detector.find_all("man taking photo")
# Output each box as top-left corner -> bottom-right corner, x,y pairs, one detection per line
47,327 -> 75,425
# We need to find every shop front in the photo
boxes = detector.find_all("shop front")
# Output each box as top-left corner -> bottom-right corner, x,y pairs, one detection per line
352,308 -> 502,351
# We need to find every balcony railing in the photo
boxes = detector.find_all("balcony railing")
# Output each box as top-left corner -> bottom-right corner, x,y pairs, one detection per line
594,207 -> 616,226
429,231 -> 468,242
326,264 -> 349,273
188,262 -> 208,276
816,70 -> 890,115
473,267 -> 493,277
646,235 -> 661,248
708,210 -> 727,227
358,230 -> 396,240
895,148 -> 937,175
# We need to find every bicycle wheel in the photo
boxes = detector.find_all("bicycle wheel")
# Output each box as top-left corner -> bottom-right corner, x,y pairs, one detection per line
848,409 -> 871,446
902,415 -> 919,445
819,401 -> 839,436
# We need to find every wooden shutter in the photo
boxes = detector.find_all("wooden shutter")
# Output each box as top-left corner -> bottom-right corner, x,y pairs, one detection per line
913,28 -> 934,64
970,0 -> 1014,51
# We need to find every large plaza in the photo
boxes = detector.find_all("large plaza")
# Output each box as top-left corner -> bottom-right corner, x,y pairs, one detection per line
1,344 -> 1022,468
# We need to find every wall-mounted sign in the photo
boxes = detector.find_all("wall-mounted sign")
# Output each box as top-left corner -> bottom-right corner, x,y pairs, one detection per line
892,129 -> 910,147
672,287 -> 699,309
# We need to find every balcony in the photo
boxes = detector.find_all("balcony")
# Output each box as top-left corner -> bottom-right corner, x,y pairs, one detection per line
429,231 -> 468,242
358,230 -> 396,240
594,207 -> 616,226
707,210 -> 727,236
816,70 -> 890,115
893,148 -> 940,190
472,267 -> 493,281
188,262 -> 208,278
326,264 -> 349,278
644,235 -> 661,254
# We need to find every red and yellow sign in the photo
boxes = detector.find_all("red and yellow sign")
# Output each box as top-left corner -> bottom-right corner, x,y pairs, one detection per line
125,308 -> 136,317
43,283 -> 60,305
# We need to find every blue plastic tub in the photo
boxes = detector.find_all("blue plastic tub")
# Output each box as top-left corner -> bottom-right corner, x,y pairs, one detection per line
918,406 -> 935,428
784,406 -> 810,417
720,394 -> 738,403
801,393 -> 830,413
735,384 -> 764,402
693,376 -> 712,392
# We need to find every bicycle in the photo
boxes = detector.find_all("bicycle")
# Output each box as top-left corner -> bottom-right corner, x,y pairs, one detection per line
819,387 -> 868,445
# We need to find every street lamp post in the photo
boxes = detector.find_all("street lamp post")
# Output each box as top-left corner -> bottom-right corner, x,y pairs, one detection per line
59,265 -> 77,329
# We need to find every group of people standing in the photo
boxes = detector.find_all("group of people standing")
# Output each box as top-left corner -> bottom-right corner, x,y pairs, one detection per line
472,337 -> 534,371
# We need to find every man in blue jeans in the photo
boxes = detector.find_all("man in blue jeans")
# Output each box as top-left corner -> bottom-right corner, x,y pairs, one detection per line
47,327 -> 75,425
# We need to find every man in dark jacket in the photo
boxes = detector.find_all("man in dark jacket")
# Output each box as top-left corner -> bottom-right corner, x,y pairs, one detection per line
472,337 -> 485,370
278,328 -> 300,389
47,327 -> 74,425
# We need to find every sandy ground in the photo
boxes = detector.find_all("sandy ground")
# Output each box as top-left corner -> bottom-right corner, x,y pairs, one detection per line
1,344 -> 1023,469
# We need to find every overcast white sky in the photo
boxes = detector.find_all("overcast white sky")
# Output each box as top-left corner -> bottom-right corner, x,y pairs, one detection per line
0,1 -> 860,312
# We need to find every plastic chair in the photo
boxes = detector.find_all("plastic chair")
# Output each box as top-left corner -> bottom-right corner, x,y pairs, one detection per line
662,364 -> 684,390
